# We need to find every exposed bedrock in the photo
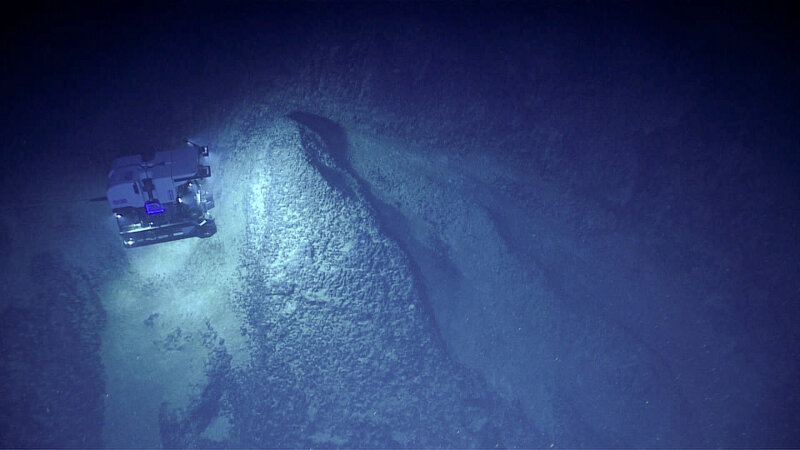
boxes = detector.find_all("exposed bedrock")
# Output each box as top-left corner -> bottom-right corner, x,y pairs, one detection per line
159,115 -> 542,448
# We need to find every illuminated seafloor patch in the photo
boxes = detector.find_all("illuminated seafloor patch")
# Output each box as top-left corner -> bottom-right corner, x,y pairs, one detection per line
98,115 -> 538,448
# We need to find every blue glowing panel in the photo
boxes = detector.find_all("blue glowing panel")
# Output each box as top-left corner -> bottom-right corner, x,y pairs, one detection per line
145,201 -> 165,215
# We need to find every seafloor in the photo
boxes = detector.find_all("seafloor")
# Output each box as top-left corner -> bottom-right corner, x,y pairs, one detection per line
1,2 -> 798,448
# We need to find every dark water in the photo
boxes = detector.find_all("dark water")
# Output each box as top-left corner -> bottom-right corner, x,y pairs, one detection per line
1,1 -> 798,448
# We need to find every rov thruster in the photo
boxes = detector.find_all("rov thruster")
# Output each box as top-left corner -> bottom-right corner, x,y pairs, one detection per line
106,140 -> 216,247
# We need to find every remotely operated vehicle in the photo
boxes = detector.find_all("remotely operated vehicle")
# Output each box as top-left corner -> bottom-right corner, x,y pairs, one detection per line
107,140 -> 216,247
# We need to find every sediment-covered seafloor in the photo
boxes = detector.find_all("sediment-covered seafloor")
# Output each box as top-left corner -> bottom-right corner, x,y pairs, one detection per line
2,3 -> 799,448
0,253 -> 106,447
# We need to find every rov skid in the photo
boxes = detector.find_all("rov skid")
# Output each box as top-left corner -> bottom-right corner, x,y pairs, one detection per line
106,141 -> 216,247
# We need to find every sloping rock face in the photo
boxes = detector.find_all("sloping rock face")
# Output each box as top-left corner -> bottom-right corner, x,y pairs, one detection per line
159,115 -> 540,448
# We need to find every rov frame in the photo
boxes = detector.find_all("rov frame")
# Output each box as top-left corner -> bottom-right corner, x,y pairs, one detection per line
107,141 -> 216,248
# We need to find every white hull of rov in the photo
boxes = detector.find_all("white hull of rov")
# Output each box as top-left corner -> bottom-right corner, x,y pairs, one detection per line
106,140 -> 216,247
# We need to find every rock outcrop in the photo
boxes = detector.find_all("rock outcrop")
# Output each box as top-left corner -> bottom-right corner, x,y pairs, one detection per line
158,115 -> 541,447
